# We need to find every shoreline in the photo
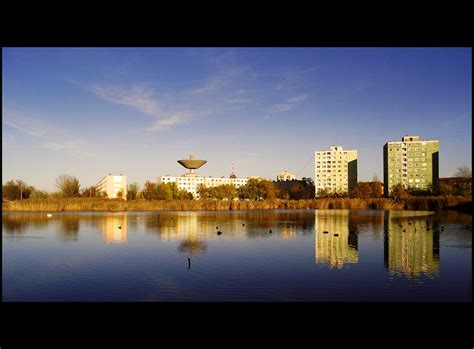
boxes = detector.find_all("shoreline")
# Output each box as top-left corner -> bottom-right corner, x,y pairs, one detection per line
2,197 -> 471,213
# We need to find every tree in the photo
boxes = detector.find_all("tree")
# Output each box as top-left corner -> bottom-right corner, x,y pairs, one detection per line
390,183 -> 410,201
454,165 -> 472,178
142,181 -> 156,200
2,180 -> 34,200
258,180 -> 277,200
238,178 -> 261,200
127,182 -> 139,200
30,189 -> 50,200
371,174 -> 383,198
237,179 -> 277,200
116,190 -> 124,199
81,186 -> 98,198
197,183 -> 211,199
56,174 -> 80,197
141,181 -> 192,200
350,182 -> 372,199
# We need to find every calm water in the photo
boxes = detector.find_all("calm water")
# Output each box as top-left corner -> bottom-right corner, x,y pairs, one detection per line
2,209 -> 471,301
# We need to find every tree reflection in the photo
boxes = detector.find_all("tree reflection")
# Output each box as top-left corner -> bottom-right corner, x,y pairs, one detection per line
2,214 -> 50,235
177,239 -> 207,256
58,215 -> 80,241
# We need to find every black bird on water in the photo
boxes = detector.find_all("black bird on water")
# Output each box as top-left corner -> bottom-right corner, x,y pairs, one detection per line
323,231 -> 329,234
269,229 -> 272,234
217,231 -> 222,235
242,224 -> 245,226
187,257 -> 191,269
441,226 -> 445,231
334,233 -> 339,237
216,226 -> 219,230
118,226 -> 122,229
403,229 -> 406,232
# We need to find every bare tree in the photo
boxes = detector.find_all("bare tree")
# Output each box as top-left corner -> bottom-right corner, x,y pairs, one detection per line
454,165 -> 472,178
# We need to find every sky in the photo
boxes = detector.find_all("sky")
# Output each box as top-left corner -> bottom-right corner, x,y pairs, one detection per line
2,47 -> 472,192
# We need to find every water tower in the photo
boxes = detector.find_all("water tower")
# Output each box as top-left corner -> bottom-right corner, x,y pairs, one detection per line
177,154 -> 207,177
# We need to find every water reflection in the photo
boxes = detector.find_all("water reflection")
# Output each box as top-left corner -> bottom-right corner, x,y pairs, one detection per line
99,214 -> 127,244
384,211 -> 440,279
314,210 -> 358,268
143,211 -> 315,241
177,239 -> 207,256
59,215 -> 80,241
2,213 -> 49,235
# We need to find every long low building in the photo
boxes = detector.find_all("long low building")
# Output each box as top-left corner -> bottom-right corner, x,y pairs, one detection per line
96,174 -> 127,199
157,175 -> 248,198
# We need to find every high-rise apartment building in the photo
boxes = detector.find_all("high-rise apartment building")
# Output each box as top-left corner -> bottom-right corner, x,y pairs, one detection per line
314,146 -> 357,196
96,174 -> 127,199
383,135 -> 439,196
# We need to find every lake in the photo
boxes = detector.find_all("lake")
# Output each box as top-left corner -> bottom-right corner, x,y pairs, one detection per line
2,209 -> 471,301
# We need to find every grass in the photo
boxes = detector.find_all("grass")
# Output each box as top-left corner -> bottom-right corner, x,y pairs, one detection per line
2,196 -> 471,212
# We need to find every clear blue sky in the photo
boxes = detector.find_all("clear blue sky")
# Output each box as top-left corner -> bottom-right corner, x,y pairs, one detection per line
2,48 -> 472,191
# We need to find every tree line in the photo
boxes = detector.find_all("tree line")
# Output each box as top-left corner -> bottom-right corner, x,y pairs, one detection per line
2,166 -> 471,201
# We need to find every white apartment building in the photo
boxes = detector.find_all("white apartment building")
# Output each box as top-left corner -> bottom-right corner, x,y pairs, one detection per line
277,170 -> 296,181
314,146 -> 358,196
157,175 -> 248,198
96,174 -> 127,199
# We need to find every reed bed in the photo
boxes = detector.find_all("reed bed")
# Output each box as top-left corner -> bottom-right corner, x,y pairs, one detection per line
2,196 -> 471,212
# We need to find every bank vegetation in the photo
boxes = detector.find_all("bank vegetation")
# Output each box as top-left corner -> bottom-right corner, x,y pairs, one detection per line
2,196 -> 471,212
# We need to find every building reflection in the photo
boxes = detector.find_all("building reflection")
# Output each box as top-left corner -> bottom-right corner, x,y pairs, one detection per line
279,225 -> 297,240
99,214 -> 127,244
383,211 -> 439,279
315,210 -> 358,269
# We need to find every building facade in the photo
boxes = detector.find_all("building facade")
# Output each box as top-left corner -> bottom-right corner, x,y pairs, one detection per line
96,174 -> 127,199
383,135 -> 439,196
276,170 -> 296,181
314,146 -> 358,196
157,174 -> 248,198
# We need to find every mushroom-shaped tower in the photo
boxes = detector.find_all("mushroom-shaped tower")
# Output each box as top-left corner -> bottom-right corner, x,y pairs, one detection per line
178,154 -> 207,177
